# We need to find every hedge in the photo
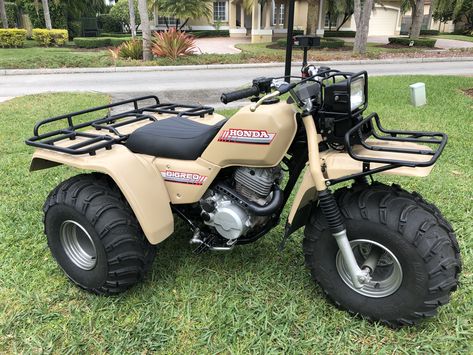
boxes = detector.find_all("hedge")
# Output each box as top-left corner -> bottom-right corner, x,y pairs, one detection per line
32,29 -> 68,47
186,30 -> 229,38
420,30 -> 440,36
73,36 -> 137,48
388,37 -> 437,48
324,30 -> 356,38
100,32 -> 132,38
276,37 -> 345,49
0,28 -> 27,48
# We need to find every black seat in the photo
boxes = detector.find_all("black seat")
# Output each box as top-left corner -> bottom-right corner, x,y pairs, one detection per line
126,116 -> 226,160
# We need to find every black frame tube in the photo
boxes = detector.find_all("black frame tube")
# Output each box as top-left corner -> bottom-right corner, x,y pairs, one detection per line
284,0 -> 296,83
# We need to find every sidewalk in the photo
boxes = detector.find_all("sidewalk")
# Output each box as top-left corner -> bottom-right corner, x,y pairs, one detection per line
2,56 -> 473,76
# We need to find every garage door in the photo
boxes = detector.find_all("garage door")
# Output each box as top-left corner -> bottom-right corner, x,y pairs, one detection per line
369,6 -> 399,36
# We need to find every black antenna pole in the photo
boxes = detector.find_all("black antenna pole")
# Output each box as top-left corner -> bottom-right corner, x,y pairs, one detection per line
284,0 -> 295,83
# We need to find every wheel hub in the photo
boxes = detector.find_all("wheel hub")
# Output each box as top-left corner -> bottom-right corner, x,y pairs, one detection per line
60,220 -> 97,270
336,239 -> 403,298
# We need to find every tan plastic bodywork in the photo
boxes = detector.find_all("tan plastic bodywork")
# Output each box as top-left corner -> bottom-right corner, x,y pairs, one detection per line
30,100 -> 437,243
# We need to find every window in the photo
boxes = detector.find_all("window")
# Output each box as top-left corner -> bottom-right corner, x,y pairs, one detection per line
273,3 -> 285,26
157,16 -> 177,26
213,1 -> 227,22
324,14 -> 337,28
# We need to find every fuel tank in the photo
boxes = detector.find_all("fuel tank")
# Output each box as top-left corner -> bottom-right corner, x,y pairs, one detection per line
202,101 -> 297,167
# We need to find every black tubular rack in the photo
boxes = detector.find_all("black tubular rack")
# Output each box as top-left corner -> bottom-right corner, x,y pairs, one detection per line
328,112 -> 448,185
25,96 -> 214,156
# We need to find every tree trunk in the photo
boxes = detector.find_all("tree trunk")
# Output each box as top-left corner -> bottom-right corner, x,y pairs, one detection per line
0,0 -> 8,29
426,0 -> 434,30
128,0 -> 136,39
41,0 -> 52,30
137,0 -> 152,61
410,0 -> 424,39
353,0 -> 374,55
306,0 -> 319,35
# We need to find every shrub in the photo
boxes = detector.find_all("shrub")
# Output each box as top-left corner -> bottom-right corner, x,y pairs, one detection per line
187,30 -> 229,38
118,39 -> 143,60
388,37 -> 436,48
100,32 -> 131,38
420,29 -> 440,36
32,29 -> 68,47
0,28 -> 27,48
5,2 -> 19,27
97,14 -> 123,33
74,37 -> 112,48
152,29 -> 196,60
276,37 -> 344,49
110,37 -> 135,46
324,30 -> 356,38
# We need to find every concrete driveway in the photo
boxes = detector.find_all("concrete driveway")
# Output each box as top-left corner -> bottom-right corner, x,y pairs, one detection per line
194,37 -> 251,54
339,36 -> 473,49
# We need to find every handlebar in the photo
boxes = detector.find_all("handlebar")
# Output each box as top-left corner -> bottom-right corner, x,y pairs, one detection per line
220,86 -> 260,104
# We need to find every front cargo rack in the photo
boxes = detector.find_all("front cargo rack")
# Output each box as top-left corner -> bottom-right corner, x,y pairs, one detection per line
25,95 -> 214,156
328,112 -> 448,184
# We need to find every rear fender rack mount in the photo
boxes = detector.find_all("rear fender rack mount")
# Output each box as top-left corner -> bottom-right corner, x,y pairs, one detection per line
25,96 -> 214,156
328,112 -> 448,185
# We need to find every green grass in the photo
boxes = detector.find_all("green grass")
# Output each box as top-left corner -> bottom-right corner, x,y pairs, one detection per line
1,76 -> 473,353
0,45 -> 113,69
434,34 -> 473,43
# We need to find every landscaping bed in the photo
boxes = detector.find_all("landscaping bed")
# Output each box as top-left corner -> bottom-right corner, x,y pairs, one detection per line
0,76 -> 472,352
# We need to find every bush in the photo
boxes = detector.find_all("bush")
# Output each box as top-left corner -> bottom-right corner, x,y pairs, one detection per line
0,28 -> 27,48
100,32 -> 130,38
152,28 -> 196,60
420,30 -> 440,36
74,37 -> 112,48
276,37 -> 345,49
32,29 -> 68,47
118,39 -> 143,60
97,14 -> 123,33
324,30 -> 356,38
186,30 -> 229,38
388,37 -> 436,48
5,2 -> 19,27
109,0 -> 139,33
110,37 -> 135,46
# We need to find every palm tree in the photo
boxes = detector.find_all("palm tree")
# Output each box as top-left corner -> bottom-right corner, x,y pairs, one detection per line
41,0 -> 52,29
152,0 -> 213,29
353,0 -> 375,54
128,0 -> 137,39
138,0 -> 152,60
0,0 -> 8,29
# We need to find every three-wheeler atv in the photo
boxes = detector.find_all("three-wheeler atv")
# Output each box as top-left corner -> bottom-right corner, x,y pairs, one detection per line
26,64 -> 461,327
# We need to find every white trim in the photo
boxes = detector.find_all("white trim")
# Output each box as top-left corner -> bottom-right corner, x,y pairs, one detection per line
251,29 -> 273,35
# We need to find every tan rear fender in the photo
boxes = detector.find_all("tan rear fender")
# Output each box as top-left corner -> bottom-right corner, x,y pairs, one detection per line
30,145 -> 174,245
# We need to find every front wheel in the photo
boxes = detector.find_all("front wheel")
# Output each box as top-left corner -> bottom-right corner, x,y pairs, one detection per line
303,183 -> 461,327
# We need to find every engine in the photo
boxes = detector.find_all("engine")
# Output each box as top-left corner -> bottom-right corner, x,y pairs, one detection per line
200,166 -> 282,241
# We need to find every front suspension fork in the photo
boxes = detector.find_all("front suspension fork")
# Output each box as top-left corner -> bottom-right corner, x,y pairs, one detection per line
301,115 -> 370,288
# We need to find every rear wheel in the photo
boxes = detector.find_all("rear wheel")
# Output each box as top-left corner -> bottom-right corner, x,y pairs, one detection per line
44,174 -> 156,295
303,183 -> 461,327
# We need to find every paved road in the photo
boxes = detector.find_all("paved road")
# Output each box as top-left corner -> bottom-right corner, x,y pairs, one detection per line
1,61 -> 473,106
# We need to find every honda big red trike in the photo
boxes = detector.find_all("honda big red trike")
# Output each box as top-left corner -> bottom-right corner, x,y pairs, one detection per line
26,64 -> 461,327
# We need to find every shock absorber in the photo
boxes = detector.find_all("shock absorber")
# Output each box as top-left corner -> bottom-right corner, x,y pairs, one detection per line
318,189 -> 371,289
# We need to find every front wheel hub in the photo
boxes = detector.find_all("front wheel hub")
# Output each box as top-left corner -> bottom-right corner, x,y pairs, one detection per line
336,239 -> 403,298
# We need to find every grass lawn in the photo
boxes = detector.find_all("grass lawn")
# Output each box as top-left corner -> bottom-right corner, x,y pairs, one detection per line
0,76 -> 472,353
2,38 -> 471,69
434,34 -> 473,43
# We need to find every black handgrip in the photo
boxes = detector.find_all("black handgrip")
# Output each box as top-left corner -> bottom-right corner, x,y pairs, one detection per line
221,86 -> 260,104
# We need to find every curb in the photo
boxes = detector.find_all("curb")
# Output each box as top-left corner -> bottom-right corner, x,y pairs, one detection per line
2,57 -> 473,76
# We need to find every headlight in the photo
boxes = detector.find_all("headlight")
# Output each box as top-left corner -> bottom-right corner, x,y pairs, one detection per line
350,77 -> 365,111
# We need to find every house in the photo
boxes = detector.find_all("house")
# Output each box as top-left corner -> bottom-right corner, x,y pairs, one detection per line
401,0 -> 456,34
149,0 -> 452,44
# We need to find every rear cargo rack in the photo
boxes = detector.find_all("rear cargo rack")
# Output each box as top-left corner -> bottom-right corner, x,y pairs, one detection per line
328,112 -> 448,184
25,96 -> 214,156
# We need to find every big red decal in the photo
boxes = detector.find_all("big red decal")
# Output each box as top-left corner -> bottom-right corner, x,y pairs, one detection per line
218,129 -> 276,145
161,170 -> 207,185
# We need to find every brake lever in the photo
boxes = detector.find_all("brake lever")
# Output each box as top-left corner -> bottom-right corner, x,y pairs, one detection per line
250,91 -> 281,112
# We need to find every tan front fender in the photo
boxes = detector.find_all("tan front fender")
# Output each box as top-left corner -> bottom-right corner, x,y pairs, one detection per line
30,145 -> 174,245
286,168 -> 318,234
